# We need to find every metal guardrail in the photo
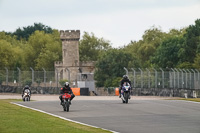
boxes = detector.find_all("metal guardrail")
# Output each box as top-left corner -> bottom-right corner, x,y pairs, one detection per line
126,68 -> 200,89
0,68 -> 57,87
0,68 -> 200,90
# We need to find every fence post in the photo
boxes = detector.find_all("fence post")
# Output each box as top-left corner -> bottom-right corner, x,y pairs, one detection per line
160,68 -> 164,89
146,68 -> 150,88
55,69 -> 59,89
42,68 -> 46,88
175,68 -> 179,88
152,68 -> 157,88
4,67 -> 8,86
179,69 -> 184,88
183,69 -> 187,89
138,68 -> 143,88
124,67 -> 128,76
171,68 -> 175,89
187,69 -> 192,89
17,67 -> 21,86
131,68 -> 136,88
191,69 -> 196,89
195,69 -> 199,89
30,67 -> 34,85
65,67 -> 70,83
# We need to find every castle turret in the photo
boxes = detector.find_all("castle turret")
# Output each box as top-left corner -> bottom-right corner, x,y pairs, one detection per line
60,30 -> 80,67
55,30 -> 95,89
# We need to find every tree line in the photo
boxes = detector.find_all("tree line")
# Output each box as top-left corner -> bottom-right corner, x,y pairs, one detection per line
0,19 -> 200,87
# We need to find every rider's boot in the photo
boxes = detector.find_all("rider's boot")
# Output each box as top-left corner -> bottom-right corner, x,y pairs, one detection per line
69,100 -> 71,105
60,100 -> 63,105
129,95 -> 131,99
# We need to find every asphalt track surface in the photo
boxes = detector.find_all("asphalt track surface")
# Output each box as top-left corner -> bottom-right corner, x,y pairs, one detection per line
16,98 -> 200,133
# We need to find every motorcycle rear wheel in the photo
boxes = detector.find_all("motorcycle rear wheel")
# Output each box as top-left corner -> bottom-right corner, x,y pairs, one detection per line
66,101 -> 69,112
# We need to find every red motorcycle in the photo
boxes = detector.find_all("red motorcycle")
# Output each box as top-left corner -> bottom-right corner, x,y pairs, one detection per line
61,93 -> 71,112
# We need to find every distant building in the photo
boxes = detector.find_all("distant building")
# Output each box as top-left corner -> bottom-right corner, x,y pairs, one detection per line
54,30 -> 95,90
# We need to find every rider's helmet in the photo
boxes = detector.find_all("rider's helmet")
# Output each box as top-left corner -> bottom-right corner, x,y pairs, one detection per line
24,85 -> 29,89
123,75 -> 128,80
64,82 -> 69,87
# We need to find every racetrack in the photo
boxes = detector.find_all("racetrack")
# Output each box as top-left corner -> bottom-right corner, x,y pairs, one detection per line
15,97 -> 200,133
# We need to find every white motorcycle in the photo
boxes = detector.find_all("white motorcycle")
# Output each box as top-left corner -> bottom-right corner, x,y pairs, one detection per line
121,82 -> 131,104
22,89 -> 31,102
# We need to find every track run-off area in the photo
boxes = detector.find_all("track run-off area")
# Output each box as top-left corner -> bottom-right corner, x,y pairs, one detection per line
2,95 -> 200,133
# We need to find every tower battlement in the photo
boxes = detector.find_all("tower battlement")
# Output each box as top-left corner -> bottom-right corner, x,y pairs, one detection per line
60,30 -> 80,41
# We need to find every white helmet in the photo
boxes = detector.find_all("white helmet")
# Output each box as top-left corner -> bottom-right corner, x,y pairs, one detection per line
64,82 -> 69,87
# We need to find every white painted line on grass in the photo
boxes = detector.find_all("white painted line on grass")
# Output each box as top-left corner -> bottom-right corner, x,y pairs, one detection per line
11,102 -> 119,133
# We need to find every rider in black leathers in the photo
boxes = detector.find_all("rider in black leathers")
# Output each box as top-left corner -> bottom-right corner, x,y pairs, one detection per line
119,75 -> 131,98
59,82 -> 75,105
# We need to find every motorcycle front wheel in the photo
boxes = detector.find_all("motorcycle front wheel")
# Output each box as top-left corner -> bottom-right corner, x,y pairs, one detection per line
124,92 -> 129,104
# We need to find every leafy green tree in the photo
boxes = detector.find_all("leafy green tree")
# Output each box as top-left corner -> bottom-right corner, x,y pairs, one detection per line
79,32 -> 111,61
177,62 -> 193,69
193,54 -> 200,69
179,19 -> 200,63
151,36 -> 184,68
94,49 -> 133,87
12,23 -> 53,40
0,32 -> 25,69
124,27 -> 166,68
0,40 -> 15,68
142,26 -> 166,48
24,30 -> 62,70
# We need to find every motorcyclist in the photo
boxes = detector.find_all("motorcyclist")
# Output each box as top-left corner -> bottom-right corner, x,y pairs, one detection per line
59,82 -> 75,105
119,75 -> 131,98
22,85 -> 31,98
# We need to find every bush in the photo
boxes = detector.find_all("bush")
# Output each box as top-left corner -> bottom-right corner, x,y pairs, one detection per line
36,78 -> 41,86
0,73 -> 3,85
23,78 -> 32,86
59,79 -> 68,86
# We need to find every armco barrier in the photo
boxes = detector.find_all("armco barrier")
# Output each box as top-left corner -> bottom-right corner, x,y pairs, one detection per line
71,88 -> 89,96
80,87 -> 89,96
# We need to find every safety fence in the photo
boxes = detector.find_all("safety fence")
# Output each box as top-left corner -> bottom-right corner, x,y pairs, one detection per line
125,68 -> 200,89
0,68 -> 200,97
0,68 -> 58,88
1,68 -> 200,89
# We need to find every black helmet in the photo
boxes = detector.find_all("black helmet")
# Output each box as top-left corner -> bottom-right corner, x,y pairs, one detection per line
123,75 -> 128,79
64,82 -> 69,87
24,85 -> 29,89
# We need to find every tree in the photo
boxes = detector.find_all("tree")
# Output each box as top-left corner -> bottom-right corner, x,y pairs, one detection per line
12,23 -> 53,40
0,32 -> 24,69
124,26 -> 166,68
151,36 -> 184,68
79,32 -> 111,61
94,49 -> 132,87
179,19 -> 200,63
0,40 -> 15,68
24,30 -> 62,70
193,54 -> 200,69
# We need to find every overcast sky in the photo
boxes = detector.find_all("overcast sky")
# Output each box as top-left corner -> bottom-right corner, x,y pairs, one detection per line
0,0 -> 200,47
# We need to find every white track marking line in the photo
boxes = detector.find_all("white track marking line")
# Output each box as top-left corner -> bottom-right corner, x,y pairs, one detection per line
11,102 -> 119,133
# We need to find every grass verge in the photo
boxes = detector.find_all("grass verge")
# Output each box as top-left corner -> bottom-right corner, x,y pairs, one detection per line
0,99 -> 111,133
177,98 -> 200,102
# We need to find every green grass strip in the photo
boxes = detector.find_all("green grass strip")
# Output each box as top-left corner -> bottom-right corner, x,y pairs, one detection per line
177,98 -> 200,102
0,99 -> 111,133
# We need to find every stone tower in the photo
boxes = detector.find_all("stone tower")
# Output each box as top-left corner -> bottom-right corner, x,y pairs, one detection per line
55,30 -> 95,88
55,30 -> 80,83
60,30 -> 80,67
